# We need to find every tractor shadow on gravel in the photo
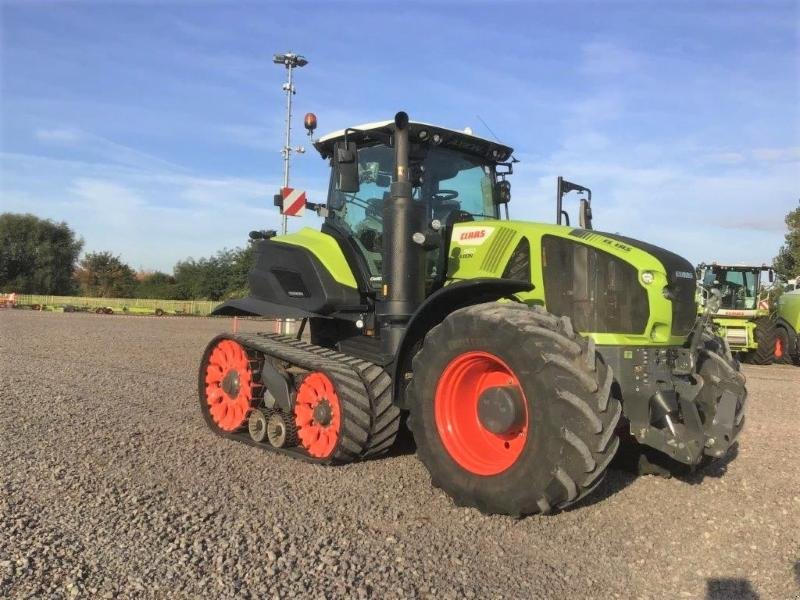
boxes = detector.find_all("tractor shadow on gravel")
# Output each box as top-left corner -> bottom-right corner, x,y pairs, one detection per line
567,442 -> 741,512
705,577 -> 759,599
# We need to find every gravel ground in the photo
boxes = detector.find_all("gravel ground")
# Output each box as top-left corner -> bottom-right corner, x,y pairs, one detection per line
1,310 -> 798,599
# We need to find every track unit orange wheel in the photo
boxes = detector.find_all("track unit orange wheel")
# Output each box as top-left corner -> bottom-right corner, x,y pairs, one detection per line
203,339 -> 255,432
294,372 -> 341,458
435,351 -> 528,476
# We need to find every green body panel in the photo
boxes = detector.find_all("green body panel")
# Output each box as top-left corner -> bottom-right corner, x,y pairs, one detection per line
778,292 -> 800,332
275,228 -> 358,289
446,221 -> 686,346
710,317 -> 759,351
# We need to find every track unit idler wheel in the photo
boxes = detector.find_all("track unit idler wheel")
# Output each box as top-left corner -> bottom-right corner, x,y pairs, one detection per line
266,410 -> 298,449
248,409 -> 269,443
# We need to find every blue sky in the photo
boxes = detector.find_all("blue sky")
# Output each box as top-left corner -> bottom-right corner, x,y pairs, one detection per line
1,1 -> 798,272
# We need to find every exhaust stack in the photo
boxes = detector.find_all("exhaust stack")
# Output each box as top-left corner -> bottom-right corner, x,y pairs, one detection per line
379,112 -> 427,355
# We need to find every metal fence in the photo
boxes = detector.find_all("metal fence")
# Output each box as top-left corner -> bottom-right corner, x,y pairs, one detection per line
14,294 -> 219,316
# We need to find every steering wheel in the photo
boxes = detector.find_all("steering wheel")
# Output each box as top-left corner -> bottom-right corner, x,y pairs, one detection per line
433,189 -> 459,203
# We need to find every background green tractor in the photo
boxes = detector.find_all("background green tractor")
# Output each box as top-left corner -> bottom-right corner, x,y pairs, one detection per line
697,263 -> 776,365
774,278 -> 800,364
199,112 -> 746,516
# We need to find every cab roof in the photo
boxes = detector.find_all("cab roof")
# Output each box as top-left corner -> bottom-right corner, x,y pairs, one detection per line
313,120 -> 514,164
705,263 -> 771,270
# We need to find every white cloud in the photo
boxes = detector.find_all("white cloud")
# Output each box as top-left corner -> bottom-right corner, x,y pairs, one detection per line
35,128 -> 83,143
0,150 -> 285,271
751,147 -> 800,162
580,41 -> 643,77
33,126 -> 189,172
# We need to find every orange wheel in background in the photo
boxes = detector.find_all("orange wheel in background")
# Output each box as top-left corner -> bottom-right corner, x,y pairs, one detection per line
775,337 -> 784,359
294,372 -> 341,458
203,339 -> 254,432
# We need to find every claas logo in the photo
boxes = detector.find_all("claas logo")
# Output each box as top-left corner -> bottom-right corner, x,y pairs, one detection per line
459,229 -> 486,241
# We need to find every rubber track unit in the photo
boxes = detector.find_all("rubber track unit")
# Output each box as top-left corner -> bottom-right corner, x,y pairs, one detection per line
743,316 -> 777,365
407,303 -> 622,517
198,333 -> 400,464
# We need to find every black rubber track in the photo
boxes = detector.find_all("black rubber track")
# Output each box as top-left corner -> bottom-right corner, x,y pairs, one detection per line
198,333 -> 400,463
406,303 -> 622,517
742,316 -> 777,365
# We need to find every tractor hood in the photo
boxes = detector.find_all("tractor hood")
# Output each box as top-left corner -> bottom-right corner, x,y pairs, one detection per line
446,221 -> 698,345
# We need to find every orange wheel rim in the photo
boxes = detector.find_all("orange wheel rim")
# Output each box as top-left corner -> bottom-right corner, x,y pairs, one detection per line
775,337 -> 784,358
434,351 -> 528,476
203,340 -> 253,432
294,372 -> 341,458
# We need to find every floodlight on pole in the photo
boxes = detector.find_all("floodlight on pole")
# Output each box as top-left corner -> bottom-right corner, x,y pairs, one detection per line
273,52 -> 308,235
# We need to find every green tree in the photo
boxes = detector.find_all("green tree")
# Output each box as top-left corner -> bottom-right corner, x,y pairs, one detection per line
0,213 -> 84,294
173,245 -> 255,301
74,251 -> 137,297
136,271 -> 179,299
773,202 -> 800,280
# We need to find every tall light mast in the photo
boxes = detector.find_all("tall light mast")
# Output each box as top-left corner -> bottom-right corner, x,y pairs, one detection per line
272,52 -> 308,235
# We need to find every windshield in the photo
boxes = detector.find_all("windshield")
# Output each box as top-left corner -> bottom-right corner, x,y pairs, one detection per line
326,144 -> 497,284
708,267 -> 760,310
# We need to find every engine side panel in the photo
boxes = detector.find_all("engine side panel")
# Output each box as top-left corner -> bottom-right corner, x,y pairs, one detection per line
212,231 -> 361,317
446,221 -> 695,346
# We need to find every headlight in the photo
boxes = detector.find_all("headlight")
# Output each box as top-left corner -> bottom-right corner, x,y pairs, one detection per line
641,271 -> 655,285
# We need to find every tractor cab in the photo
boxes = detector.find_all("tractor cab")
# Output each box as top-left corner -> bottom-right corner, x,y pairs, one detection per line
314,121 -> 514,293
697,263 -> 773,314
697,262 -> 777,363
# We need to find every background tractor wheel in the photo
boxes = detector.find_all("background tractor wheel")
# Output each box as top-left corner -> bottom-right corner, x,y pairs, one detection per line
407,303 -> 621,517
742,317 -> 777,365
774,327 -> 792,365
155,308 -> 165,317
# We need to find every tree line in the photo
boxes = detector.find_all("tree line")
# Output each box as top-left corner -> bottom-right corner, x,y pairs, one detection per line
0,213 -> 254,301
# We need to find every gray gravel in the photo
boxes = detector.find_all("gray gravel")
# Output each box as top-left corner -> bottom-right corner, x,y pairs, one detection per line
1,310 -> 798,599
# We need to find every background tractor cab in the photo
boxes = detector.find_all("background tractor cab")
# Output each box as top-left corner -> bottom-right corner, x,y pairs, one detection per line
696,263 -> 777,364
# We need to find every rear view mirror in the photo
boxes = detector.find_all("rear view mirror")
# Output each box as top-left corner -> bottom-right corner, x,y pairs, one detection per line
769,269 -> 774,283
334,141 -> 359,193
495,180 -> 511,205
579,198 -> 593,230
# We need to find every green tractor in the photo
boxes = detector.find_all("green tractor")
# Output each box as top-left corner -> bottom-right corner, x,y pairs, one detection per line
199,113 -> 746,516
774,279 -> 800,365
696,263 -> 776,364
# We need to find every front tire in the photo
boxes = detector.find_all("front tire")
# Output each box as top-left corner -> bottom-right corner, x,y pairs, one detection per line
407,303 -> 621,516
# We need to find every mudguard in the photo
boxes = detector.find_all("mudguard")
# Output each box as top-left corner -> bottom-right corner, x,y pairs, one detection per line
211,296 -> 324,319
392,278 -> 533,407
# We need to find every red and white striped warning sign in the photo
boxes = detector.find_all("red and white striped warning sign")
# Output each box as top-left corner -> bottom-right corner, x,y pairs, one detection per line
281,187 -> 306,217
